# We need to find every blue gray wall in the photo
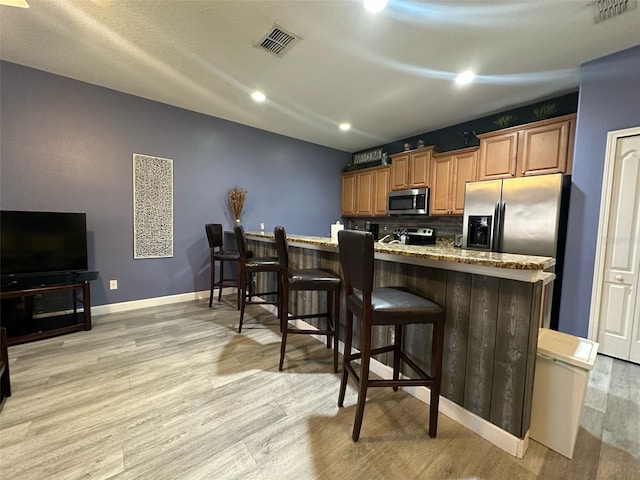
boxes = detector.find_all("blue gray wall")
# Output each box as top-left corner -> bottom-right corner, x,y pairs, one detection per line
0,62 -> 350,306
558,45 -> 640,337
4,42 -> 640,325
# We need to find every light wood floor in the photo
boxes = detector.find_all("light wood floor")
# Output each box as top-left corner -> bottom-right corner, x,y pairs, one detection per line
0,298 -> 638,479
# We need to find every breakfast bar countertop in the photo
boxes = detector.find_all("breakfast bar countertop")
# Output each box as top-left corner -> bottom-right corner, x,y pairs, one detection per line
245,231 -> 556,278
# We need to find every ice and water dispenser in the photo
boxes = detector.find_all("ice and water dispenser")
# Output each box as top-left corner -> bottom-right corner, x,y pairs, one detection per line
466,215 -> 493,250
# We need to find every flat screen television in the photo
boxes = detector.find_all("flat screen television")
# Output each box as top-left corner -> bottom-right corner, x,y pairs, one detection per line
1,210 -> 88,278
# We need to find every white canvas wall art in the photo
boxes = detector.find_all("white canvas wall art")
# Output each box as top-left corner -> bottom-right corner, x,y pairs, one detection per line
133,154 -> 174,259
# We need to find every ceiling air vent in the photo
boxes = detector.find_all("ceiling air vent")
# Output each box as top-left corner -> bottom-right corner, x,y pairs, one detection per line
256,25 -> 300,57
591,0 -> 637,23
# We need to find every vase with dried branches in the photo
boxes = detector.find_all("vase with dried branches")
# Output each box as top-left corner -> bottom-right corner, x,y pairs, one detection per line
228,186 -> 247,225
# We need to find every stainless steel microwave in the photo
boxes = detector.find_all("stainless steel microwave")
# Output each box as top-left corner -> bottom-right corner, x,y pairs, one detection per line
388,188 -> 429,215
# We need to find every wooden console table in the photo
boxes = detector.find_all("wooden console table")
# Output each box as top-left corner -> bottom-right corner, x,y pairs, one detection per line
0,327 -> 10,410
1,281 -> 92,346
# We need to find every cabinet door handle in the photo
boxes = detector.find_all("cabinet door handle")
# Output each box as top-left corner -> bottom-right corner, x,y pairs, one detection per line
615,274 -> 624,281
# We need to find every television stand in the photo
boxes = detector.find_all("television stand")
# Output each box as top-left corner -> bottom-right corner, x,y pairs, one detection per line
0,276 -> 96,346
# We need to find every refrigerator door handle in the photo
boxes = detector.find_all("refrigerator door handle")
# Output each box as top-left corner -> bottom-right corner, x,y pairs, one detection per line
499,201 -> 506,252
492,201 -> 500,251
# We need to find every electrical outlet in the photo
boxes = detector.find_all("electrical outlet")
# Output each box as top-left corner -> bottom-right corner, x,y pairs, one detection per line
109,279 -> 118,290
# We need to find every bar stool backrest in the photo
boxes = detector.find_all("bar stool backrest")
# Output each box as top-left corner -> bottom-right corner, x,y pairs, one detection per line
205,223 -> 223,251
234,225 -> 248,258
338,229 -> 374,295
274,226 -> 289,270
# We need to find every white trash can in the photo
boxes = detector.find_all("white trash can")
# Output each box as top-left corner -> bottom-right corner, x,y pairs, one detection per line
529,328 -> 599,459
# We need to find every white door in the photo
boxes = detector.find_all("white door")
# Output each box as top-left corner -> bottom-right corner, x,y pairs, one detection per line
590,128 -> 640,363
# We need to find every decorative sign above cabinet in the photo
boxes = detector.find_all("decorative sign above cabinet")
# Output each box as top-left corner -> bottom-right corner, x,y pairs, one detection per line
352,148 -> 383,165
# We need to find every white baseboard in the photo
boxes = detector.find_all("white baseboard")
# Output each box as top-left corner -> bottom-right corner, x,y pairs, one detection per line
91,291 -> 528,458
91,288 -> 224,316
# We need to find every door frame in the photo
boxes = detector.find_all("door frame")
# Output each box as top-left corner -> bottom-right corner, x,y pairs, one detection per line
588,125 -> 640,341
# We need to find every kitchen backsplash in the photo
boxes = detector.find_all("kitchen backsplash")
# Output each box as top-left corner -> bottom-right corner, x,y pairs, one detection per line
343,215 -> 463,239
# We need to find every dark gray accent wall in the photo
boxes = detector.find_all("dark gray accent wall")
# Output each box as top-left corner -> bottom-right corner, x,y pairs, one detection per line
0,61 -> 350,306
354,92 -> 578,158
558,45 -> 640,337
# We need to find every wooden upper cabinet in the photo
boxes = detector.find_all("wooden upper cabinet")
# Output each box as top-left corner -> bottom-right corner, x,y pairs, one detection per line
477,131 -> 518,180
451,149 -> 478,214
566,116 -> 576,175
430,155 -> 453,215
477,114 -> 576,181
389,153 -> 410,190
389,147 -> 435,190
430,147 -> 478,216
373,166 -> 390,216
356,169 -> 374,216
341,165 -> 390,217
518,119 -> 571,176
341,172 -> 356,217
409,149 -> 432,187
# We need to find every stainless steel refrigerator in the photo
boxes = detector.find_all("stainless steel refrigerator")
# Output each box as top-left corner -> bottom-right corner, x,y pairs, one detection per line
462,173 -> 571,328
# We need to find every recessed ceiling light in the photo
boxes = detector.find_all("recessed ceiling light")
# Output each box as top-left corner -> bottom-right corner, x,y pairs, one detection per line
455,71 -> 475,85
363,0 -> 387,13
0,0 -> 30,7
339,123 -> 351,131
251,91 -> 266,102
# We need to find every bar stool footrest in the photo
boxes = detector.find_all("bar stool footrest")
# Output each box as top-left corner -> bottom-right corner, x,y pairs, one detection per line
284,327 -> 335,336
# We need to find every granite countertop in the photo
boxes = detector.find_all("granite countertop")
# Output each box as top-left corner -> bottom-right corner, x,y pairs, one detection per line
245,232 -> 555,271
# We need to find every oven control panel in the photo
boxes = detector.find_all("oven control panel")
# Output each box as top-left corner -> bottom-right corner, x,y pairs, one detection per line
392,227 -> 436,245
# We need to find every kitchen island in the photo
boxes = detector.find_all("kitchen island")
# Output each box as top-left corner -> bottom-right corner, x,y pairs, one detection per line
245,232 -> 555,458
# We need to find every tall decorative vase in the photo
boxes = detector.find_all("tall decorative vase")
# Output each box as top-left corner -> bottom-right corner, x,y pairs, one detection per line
229,186 -> 246,228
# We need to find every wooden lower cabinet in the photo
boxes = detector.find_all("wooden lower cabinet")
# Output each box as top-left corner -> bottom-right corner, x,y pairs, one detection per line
431,147 -> 478,215
341,165 -> 389,217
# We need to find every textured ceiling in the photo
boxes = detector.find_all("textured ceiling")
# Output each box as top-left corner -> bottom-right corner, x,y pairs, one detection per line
1,0 -> 640,152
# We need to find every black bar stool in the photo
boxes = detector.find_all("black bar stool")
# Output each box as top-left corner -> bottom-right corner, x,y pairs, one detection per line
205,223 -> 240,308
234,225 -> 280,333
274,226 -> 341,373
337,229 -> 446,441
